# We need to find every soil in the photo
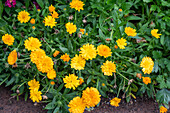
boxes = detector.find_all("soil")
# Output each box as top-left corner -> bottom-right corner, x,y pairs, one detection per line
0,85 -> 169,113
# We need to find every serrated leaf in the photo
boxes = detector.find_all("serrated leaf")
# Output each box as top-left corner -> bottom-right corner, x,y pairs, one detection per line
156,89 -> 170,104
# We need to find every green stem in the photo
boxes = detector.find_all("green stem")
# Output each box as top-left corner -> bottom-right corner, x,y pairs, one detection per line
96,77 -> 99,89
62,96 -> 69,103
0,75 -> 10,85
74,11 -> 77,24
116,71 -> 129,81
18,81 -> 27,88
79,70 -> 81,77
17,41 -> 22,49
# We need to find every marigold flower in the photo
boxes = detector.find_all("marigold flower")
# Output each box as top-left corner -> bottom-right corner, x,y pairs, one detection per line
53,50 -> 60,57
140,57 -> 154,74
70,54 -> 86,70
116,38 -> 127,49
151,29 -> 162,39
37,9 -> 40,12
7,50 -> 17,65
102,83 -> 105,86
82,87 -> 101,108
32,26 -> 35,29
110,97 -> 121,107
30,18 -> 35,24
68,96 -> 86,113
51,11 -> 59,18
70,0 -> 85,12
142,77 -> 151,85
85,33 -> 88,36
80,29 -> 85,34
119,9 -> 122,12
47,69 -> 56,79
30,49 -> 46,64
44,16 -> 57,28
49,4 -> 55,12
50,81 -> 55,85
80,43 -> 97,60
17,10 -> 31,23
28,79 -> 40,90
160,106 -> 168,113
30,89 -> 42,102
60,53 -> 70,62
114,45 -> 118,49
79,78 -> 84,85
24,37 -> 41,51
63,74 -> 80,90
97,44 -> 112,58
2,34 -> 15,46
101,60 -> 116,76
125,27 -> 137,37
65,22 -> 77,34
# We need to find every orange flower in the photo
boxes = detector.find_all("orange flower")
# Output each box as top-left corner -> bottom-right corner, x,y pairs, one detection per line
114,45 -> 118,49
142,77 -> 151,85
2,34 -> 15,46
119,9 -> 122,12
60,53 -> 70,62
49,4 -> 55,12
51,11 -> 59,18
30,18 -> 35,24
110,97 -> 121,107
80,29 -> 85,34
50,81 -> 55,85
53,50 -> 60,57
79,78 -> 84,85
8,50 -> 17,65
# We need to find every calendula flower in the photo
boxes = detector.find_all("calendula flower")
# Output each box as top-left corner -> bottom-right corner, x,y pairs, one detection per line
114,45 -> 118,49
63,74 -> 80,90
79,43 -> 97,60
32,26 -> 35,29
119,9 -> 122,12
17,10 -> 31,23
151,29 -> 162,39
50,81 -> 55,85
30,49 -> 46,64
30,18 -> 35,24
116,38 -> 127,49
82,87 -> 101,108
53,50 -> 60,57
24,37 -> 41,51
37,9 -> 40,12
70,54 -> 86,70
101,60 -> 116,76
80,29 -> 85,34
2,34 -> 15,46
142,77 -> 151,85
70,0 -> 85,12
28,79 -> 40,90
140,57 -> 154,74
97,44 -> 112,58
60,53 -> 70,62
68,96 -> 86,113
79,78 -> 84,85
51,11 -> 59,18
49,4 -> 55,12
110,97 -> 121,107
47,69 -> 56,79
85,33 -> 88,36
102,83 -> 105,86
125,27 -> 137,37
7,50 -> 17,65
30,89 -> 42,102
65,22 -> 77,34
44,16 -> 57,28
160,106 -> 168,113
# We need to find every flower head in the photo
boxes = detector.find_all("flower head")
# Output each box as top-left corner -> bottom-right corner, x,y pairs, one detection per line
47,69 -> 56,79
30,89 -> 42,102
160,106 -> 168,113
32,26 -> 35,29
79,78 -> 84,85
101,60 -> 116,76
51,11 -> 59,18
70,54 -> 86,70
142,77 -> 151,85
63,74 -> 80,90
151,29 -> 161,39
116,38 -> 127,49
50,81 -> 55,85
125,27 -> 137,37
82,87 -> 101,108
28,79 -> 40,90
2,34 -> 15,46
60,53 -> 70,62
5,0 -> 16,7
119,9 -> 122,12
110,97 -> 121,107
97,44 -> 112,58
80,29 -> 85,34
68,96 -> 86,113
24,37 -> 41,51
65,22 -> 77,34
30,18 -> 35,24
17,10 -> 31,23
53,50 -> 60,57
70,0 -> 85,12
140,57 -> 154,74
30,49 -> 46,64
49,4 -> 55,12
114,45 -> 118,49
44,16 -> 57,28
8,50 -> 17,65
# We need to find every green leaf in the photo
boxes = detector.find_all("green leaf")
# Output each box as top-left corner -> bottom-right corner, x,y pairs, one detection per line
150,5 -> 157,12
99,29 -> 105,41
126,16 -> 141,21
154,60 -> 159,73
107,0 -> 116,5
160,35 -> 165,45
156,89 -> 170,104
143,0 -> 153,3
0,1 -> 3,19
152,51 -> 162,59
59,46 -> 69,53
5,77 -> 15,87
36,0 -> 44,8
0,19 -> 7,27
45,102 -> 56,110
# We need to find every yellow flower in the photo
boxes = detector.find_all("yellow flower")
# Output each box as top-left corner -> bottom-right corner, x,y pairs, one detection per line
37,9 -> 40,12
101,60 -> 116,76
30,89 -> 42,102
125,27 -> 137,37
79,43 -> 97,60
140,57 -> 154,74
82,87 -> 101,108
151,29 -> 161,39
47,69 -> 56,80
64,8 -> 66,11
17,10 -> 31,23
119,9 -> 122,12
32,26 -> 35,29
102,83 -> 105,86
60,53 -> 70,62
70,54 -> 86,70
85,33 -> 88,36
44,16 -> 57,28
30,49 -> 46,64
24,37 -> 41,51
142,77 -> 151,85
2,34 -> 15,46
116,38 -> 127,49
79,78 -> 84,85
160,106 -> 168,113
53,50 -> 60,57
36,56 -> 54,73
51,11 -> 59,18
30,18 -> 35,24
65,22 -> 77,34
110,97 -> 121,107
49,4 -> 55,12
68,96 -> 86,113
80,29 -> 85,34
97,44 -> 112,58
7,50 -> 17,65
50,81 -> 55,85
28,79 -> 40,90
70,0 -> 85,12
63,74 -> 80,90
